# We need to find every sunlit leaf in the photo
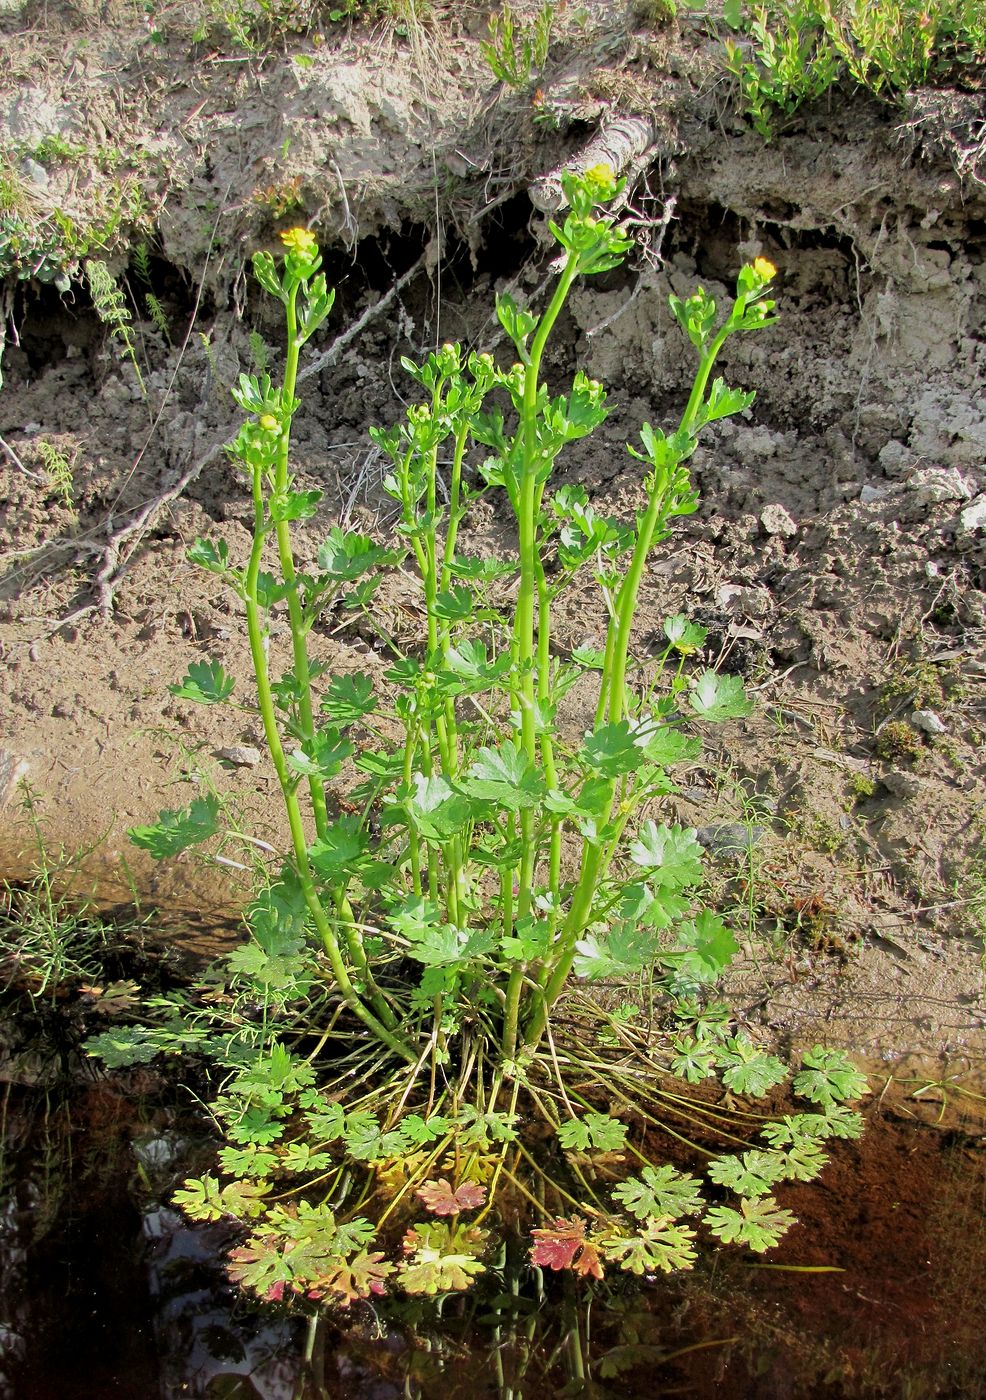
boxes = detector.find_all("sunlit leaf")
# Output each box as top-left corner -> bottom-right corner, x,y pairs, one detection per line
704,1195 -> 795,1253
716,1035 -> 788,1097
311,1250 -> 394,1306
628,822 -> 704,891
598,1217 -> 697,1274
461,746 -> 545,812
530,1216 -> 590,1272
707,1150 -> 787,1198
793,1046 -> 870,1106
168,658 -> 235,705
129,794 -> 221,859
319,672 -> 377,724
557,1113 -> 628,1152
286,727 -> 354,780
689,671 -> 753,722
612,1164 -> 704,1221
400,1221 -> 487,1294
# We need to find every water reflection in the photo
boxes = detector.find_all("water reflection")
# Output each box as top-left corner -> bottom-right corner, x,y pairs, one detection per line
1,1073 -> 984,1398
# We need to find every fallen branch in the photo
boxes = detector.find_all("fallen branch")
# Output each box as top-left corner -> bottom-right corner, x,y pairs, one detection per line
528,115 -> 662,213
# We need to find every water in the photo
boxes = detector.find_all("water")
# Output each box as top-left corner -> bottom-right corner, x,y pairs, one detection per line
1,1067 -> 984,1399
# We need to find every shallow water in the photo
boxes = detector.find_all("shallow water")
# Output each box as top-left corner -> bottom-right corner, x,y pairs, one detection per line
1,1067 -> 984,1400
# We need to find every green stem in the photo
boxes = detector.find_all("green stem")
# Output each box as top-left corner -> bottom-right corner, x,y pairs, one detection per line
502,258 -> 580,1065
521,322 -> 740,1055
244,467 -> 414,1064
273,284 -> 328,840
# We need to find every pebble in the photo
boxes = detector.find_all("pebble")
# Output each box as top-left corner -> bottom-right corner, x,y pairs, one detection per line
911,709 -> 947,736
696,823 -> 766,857
213,746 -> 262,768
958,495 -> 986,533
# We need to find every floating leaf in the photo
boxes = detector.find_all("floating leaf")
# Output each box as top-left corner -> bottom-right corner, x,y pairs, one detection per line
716,1035 -> 788,1097
312,1250 -> 394,1306
704,1195 -> 795,1253
707,1150 -> 787,1198
400,1221 -> 487,1294
599,1217 -> 697,1275
670,1037 -> 718,1084
415,1178 -> 487,1216
612,1164 -> 704,1221
400,1113 -> 452,1146
793,1046 -> 870,1107
530,1216 -> 590,1272
557,1112 -> 628,1153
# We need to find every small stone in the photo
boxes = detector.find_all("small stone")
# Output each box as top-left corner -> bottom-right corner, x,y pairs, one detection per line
911,709 -> 947,736
696,823 -> 766,858
0,749 -> 30,808
860,484 -> 891,505
958,495 -> 986,533
760,503 -> 797,538
214,745 -> 262,768
19,156 -> 48,189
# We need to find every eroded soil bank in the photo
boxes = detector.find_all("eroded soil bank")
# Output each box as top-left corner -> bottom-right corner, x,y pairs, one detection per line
1,3 -> 984,1065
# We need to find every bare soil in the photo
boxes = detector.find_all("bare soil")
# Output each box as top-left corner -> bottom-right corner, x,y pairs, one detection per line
1,1 -> 984,1072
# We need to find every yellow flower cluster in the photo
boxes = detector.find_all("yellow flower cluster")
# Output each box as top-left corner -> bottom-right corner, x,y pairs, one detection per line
279,227 -> 317,255
752,255 -> 777,281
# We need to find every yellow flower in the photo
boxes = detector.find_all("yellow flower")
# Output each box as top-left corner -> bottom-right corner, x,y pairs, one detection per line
753,255 -> 777,281
259,413 -> 280,431
585,162 -> 614,183
279,227 -> 317,255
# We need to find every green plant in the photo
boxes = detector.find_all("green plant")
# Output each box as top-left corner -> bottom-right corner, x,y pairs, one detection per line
725,2 -> 841,140
251,175 -> 306,218
85,258 -> 146,397
90,187 -> 867,1308
0,789 -> 141,1009
133,242 -> 172,344
875,720 -> 923,763
36,439 -> 78,514
847,771 -> 876,802
482,2 -> 553,89
633,0 -> 677,23
725,0 -> 986,139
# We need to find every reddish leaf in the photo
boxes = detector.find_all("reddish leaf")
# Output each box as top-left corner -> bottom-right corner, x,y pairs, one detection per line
416,1177 -> 488,1216
529,1215 -> 589,1272
572,1237 -> 604,1280
307,1250 -> 394,1306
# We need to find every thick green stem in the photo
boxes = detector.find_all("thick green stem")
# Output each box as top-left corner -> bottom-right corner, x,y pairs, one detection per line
502,257 -> 580,1065
521,322 -> 739,1055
